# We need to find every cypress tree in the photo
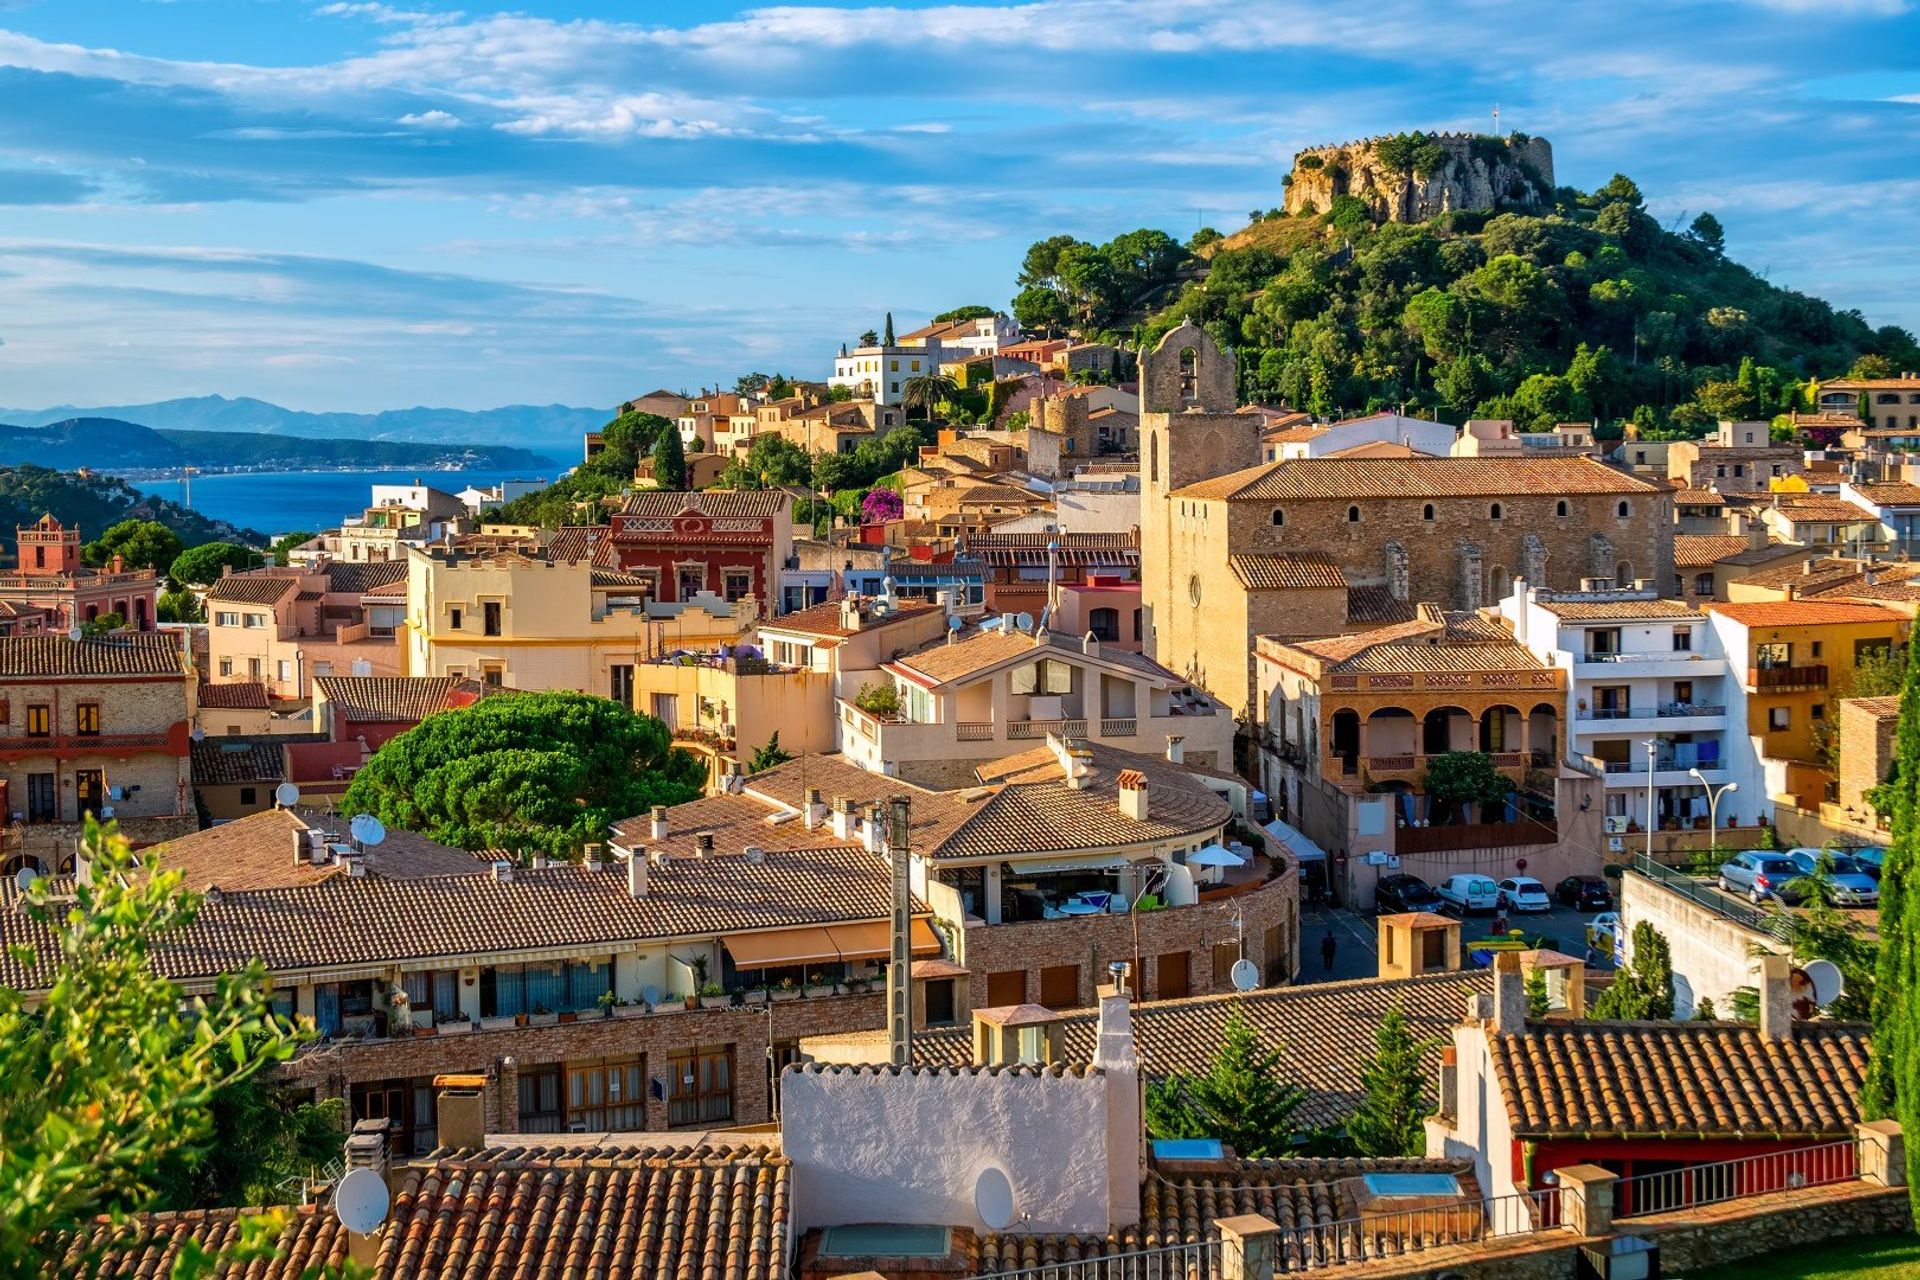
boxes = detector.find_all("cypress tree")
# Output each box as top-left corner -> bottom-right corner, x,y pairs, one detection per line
651,427 -> 688,490
883,312 -> 895,345
1866,635 -> 1920,1217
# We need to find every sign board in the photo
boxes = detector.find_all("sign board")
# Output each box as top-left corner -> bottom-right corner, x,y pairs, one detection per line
1607,836 -> 1624,853
1603,816 -> 1629,835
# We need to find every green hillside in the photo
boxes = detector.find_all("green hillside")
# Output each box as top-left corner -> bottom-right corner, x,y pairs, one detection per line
1016,170 -> 1919,435
0,465 -> 266,556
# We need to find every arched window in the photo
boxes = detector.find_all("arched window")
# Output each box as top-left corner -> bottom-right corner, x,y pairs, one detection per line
1088,607 -> 1120,642
1179,348 -> 1199,401
1491,565 -> 1511,599
1490,502 -> 1504,521
1347,505 -> 1362,523
1617,500 -> 1631,518
1422,503 -> 1435,521
1150,437 -> 1160,484
1271,509 -> 1285,527
1556,500 -> 1569,517
1616,560 -> 1635,588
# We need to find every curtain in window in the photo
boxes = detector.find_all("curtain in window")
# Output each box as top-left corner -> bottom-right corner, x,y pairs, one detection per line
403,971 -> 430,1008
525,965 -> 566,1012
491,969 -> 526,1017
432,972 -> 459,1020
568,962 -> 611,1011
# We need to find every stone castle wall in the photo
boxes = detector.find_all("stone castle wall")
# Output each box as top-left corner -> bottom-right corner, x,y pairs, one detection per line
1283,132 -> 1555,223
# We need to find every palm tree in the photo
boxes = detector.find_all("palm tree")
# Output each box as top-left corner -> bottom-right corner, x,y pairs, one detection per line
903,372 -> 960,420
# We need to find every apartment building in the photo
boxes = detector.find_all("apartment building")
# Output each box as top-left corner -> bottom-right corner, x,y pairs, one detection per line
603,491 -> 794,604
206,562 -> 407,698
840,622 -> 1232,789
831,345 -> 936,407
1817,370 -> 1920,429
676,391 -> 759,454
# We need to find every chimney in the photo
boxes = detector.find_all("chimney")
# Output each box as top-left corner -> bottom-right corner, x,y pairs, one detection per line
1435,1045 -> 1459,1122
109,553 -> 124,574
650,805 -> 668,841
343,1116 -> 389,1185
1165,735 -> 1186,765
1491,951 -> 1526,1034
1785,583 -> 1798,602
1803,557 -> 1817,575
1094,969 -> 1137,1069
432,1074 -> 487,1150
626,848 -> 648,897
829,796 -> 855,841
1747,521 -> 1768,551
840,596 -> 863,632
1118,769 -> 1149,821
1758,953 -> 1794,1042
695,831 -> 715,859
491,860 -> 513,883
803,788 -> 828,829
582,842 -> 604,870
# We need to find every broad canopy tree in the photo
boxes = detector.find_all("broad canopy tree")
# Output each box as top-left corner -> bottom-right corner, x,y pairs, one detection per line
341,691 -> 705,859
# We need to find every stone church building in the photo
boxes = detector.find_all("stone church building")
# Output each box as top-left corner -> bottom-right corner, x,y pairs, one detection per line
1139,322 -> 1674,714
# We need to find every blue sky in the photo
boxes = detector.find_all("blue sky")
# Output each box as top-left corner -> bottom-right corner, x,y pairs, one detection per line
0,0 -> 1915,412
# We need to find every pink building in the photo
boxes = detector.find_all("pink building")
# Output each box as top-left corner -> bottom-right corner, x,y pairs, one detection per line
1056,574 -> 1145,651
0,515 -> 160,631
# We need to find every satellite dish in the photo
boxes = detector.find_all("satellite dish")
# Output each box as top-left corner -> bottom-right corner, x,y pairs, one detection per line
1014,612 -> 1034,632
14,866 -> 36,892
1802,958 -> 1845,1007
190,727 -> 206,742
974,1166 -> 1016,1230
1230,958 -> 1260,992
349,814 -> 387,847
66,626 -> 83,643
274,782 -> 301,808
641,984 -> 663,1007
947,614 -> 963,631
332,1166 -> 390,1235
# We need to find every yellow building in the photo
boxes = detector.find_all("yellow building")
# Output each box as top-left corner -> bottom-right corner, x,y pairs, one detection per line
1705,599 -> 1908,807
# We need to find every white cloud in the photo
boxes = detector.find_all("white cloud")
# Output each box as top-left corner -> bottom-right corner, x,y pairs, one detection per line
262,352 -> 355,368
397,109 -> 461,128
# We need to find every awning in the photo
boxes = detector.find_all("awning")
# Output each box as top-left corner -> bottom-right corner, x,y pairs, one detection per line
1263,818 -> 1328,863
724,927 -> 841,970
824,918 -> 943,961
1003,854 -> 1130,876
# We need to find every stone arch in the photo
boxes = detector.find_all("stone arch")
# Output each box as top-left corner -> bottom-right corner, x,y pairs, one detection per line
1456,540 -> 1485,611
1422,705 -> 1471,755
1616,559 -> 1636,588
1489,564 -> 1512,601
1141,320 -> 1234,413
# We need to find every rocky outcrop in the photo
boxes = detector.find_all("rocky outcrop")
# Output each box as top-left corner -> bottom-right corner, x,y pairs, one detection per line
1283,132 -> 1555,224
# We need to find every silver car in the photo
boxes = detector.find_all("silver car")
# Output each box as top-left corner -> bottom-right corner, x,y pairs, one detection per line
1785,850 -> 1879,907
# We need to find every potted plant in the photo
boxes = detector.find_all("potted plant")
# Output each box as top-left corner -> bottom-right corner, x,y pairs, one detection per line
770,976 -> 801,1003
479,1012 -> 518,1032
439,1012 -> 473,1036
528,1003 -> 558,1026
596,990 -> 619,1019
698,982 -> 730,1009
803,972 -> 836,999
613,995 -> 647,1019
741,984 -> 769,1007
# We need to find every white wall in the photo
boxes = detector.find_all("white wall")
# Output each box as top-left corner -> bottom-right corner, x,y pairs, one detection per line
1620,871 -> 1780,1017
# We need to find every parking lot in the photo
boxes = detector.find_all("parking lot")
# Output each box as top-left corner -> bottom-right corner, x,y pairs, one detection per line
1301,899 -> 1615,985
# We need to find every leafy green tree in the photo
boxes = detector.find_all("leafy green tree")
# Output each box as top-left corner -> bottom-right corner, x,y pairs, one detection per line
651,426 -> 688,489
1694,379 -> 1757,422
1423,751 -> 1512,823
1187,227 -> 1224,253
1345,1006 -> 1436,1157
719,433 -> 812,491
169,541 -> 260,586
1435,353 -> 1496,409
1013,285 -> 1069,335
159,1060 -> 346,1209
341,691 -> 705,859
268,530 -> 313,567
1688,212 -> 1726,256
934,305 -> 996,324
853,681 -> 901,718
858,328 -> 880,347
0,820 -> 303,1271
1591,921 -> 1675,1020
157,587 -> 205,624
748,731 -> 794,774
735,372 -> 773,396
81,610 -> 126,637
82,519 -> 183,573
1565,343 -> 1621,422
1146,1009 -> 1307,1157
1815,643 -> 1906,768
1510,373 -> 1579,432
1867,649 -> 1920,1217
903,372 -> 961,419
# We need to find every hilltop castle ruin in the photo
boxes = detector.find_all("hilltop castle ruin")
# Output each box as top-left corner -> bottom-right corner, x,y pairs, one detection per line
1282,131 -> 1555,224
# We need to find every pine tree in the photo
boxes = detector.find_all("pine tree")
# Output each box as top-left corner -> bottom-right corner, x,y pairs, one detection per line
1346,1006 -> 1435,1157
748,732 -> 793,774
1866,632 -> 1920,1219
1525,966 -> 1550,1017
1144,1008 -> 1305,1157
651,426 -> 688,490
1591,921 -> 1675,1020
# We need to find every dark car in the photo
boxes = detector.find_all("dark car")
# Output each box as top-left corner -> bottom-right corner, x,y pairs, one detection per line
1554,875 -> 1613,911
1375,873 -> 1444,914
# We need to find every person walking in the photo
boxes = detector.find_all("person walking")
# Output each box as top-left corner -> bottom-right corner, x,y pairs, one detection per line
1320,929 -> 1337,973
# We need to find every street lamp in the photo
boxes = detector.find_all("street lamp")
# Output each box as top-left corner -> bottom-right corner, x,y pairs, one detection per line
1690,767 -> 1738,857
1643,738 -> 1658,865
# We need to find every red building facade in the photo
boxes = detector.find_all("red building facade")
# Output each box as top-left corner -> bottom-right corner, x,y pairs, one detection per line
0,515 -> 161,632
605,491 -> 794,604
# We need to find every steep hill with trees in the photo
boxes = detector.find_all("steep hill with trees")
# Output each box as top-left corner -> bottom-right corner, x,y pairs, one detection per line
1015,166 -> 1919,436
0,465 -> 265,556
0,417 -> 550,473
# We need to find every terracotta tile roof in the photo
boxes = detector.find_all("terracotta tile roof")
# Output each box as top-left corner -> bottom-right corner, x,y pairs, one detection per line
621,490 -> 790,518
1706,600 -> 1906,628
189,737 -> 284,786
1174,457 -> 1663,502
760,599 -> 941,640
1489,1021 -> 1870,1139
144,806 -> 483,892
316,675 -> 482,723
1731,556 -> 1868,591
196,680 -> 272,709
1848,694 -> 1904,719
979,1156 -> 1479,1269
1774,497 -> 1875,524
324,560 -> 409,594
206,574 -> 299,606
897,970 -> 1491,1129
0,632 -> 188,677
591,567 -> 657,589
1674,535 -> 1752,568
1229,553 -> 1349,592
59,1205 -> 347,1278
1818,374 -> 1920,391
1673,489 -> 1728,507
889,628 -> 1037,684
544,525 -> 612,563
1535,597 -> 1700,621
1854,483 -> 1920,505
1345,585 -> 1416,624
0,834 -> 908,989
69,1140 -> 788,1280
1279,613 -> 1550,676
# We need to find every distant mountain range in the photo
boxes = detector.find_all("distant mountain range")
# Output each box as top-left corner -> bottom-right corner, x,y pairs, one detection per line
0,418 -> 559,474
0,395 -> 610,454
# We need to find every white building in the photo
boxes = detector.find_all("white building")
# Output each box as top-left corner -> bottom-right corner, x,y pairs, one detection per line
1496,580 -> 1762,833
831,345 -> 940,408
898,312 -> 1021,360
1271,412 -> 1456,461
455,479 -> 544,516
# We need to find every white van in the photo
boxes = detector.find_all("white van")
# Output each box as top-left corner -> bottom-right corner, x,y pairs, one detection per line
1437,873 -> 1501,915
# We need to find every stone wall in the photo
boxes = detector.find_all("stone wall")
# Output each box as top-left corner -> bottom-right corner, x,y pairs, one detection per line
1282,132 -> 1555,223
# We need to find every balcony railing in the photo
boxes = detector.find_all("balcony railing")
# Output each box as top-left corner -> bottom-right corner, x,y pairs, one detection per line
1100,717 -> 1138,737
1613,1138 -> 1858,1220
1580,651 -> 1716,664
1749,664 -> 1828,691
1396,817 -> 1559,854
1007,718 -> 1087,740
956,721 -> 995,742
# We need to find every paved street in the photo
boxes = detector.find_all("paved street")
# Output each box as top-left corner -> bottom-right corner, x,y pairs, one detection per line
1297,901 -> 1614,985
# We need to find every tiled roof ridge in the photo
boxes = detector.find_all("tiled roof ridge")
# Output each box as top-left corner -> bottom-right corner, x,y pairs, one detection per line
794,1061 -> 1104,1079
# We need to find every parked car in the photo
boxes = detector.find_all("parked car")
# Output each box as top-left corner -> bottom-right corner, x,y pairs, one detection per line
1375,873 -> 1445,914
1784,850 -> 1880,907
1554,874 -> 1614,911
1717,852 -> 1806,905
1849,846 -> 1888,881
1496,876 -> 1552,913
1437,874 -> 1502,915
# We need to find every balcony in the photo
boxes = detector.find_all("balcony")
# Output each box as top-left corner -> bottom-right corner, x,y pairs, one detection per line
1573,652 -> 1728,680
956,721 -> 995,742
1395,817 -> 1558,855
1330,751 -> 1547,788
1574,704 -> 1729,734
1100,717 -> 1137,736
1007,718 -> 1087,740
1748,665 -> 1827,692
0,721 -> 190,759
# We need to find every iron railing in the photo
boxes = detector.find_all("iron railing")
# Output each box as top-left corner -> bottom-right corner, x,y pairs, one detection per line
1613,1139 -> 1860,1219
969,1238 -> 1218,1280
1629,856 -> 1791,940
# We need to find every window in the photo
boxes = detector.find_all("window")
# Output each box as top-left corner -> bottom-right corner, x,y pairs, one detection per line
1694,573 -> 1714,595
248,658 -> 263,679
1270,509 -> 1284,526
1733,464 -> 1746,479
1011,658 -> 1073,696
1768,706 -> 1791,731
924,978 -> 957,1027
610,664 -> 634,708
215,611 -> 240,627
1811,640 -> 1824,658
218,657 -> 233,677
32,546 -> 43,569
1672,629 -> 1692,652
1489,503 -> 1503,520
1715,465 -> 1726,478
517,1065 -> 565,1133
667,1046 -> 733,1127
482,664 -> 503,689
723,570 -> 752,602
277,660 -> 292,683
239,787 -> 257,806
75,703 -> 99,735
243,613 -> 265,628
1617,501 -> 1631,518
1347,505 -> 1361,523
1423,503 -> 1436,521
1756,641 -> 1792,668
450,607 -> 463,630
483,601 -> 502,636
1088,608 -> 1120,642
1812,702 -> 1826,722
25,704 -> 49,737
567,1056 -> 647,1133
